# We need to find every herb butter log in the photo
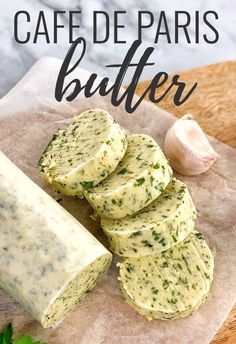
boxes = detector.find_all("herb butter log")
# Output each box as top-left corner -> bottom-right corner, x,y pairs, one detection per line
85,134 -> 173,219
101,179 -> 197,257
38,109 -> 127,196
0,152 -> 112,328
119,231 -> 214,320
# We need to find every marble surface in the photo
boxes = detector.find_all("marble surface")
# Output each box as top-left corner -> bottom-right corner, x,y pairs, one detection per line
0,0 -> 235,98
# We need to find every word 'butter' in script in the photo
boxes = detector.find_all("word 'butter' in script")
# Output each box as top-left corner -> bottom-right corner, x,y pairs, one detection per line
55,38 -> 197,113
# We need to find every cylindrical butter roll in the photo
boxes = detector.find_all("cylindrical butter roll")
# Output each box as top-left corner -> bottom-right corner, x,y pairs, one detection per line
0,152 -> 112,328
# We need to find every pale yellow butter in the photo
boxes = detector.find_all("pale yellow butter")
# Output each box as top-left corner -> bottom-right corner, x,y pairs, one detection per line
101,179 -> 197,257
38,109 -> 127,196
85,134 -> 172,219
119,231 -> 214,320
0,152 -> 112,328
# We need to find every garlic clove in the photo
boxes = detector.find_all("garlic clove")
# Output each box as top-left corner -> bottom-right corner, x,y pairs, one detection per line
163,114 -> 220,176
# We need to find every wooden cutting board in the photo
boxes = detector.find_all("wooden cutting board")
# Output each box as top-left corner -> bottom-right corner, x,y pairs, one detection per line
136,60 -> 236,344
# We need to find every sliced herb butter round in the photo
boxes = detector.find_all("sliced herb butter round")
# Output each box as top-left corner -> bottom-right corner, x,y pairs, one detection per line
85,134 -> 173,219
118,231 -> 214,320
101,179 -> 197,257
0,152 -> 112,328
38,109 -> 128,196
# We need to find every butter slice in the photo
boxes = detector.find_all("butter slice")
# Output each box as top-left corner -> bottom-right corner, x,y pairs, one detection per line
101,179 -> 197,257
119,231 -> 214,320
38,109 -> 127,196
0,152 -> 112,328
85,134 -> 172,219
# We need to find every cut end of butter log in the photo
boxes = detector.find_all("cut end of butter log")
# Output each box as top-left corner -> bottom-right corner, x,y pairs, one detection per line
85,134 -> 173,219
38,108 -> 127,196
119,231 -> 214,320
0,152 -> 112,328
101,179 -> 197,257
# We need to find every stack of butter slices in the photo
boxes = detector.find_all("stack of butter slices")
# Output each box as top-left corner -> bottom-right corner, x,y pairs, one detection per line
39,108 -> 214,321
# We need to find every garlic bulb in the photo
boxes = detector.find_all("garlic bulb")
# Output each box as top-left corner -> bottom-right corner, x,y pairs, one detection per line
163,114 -> 219,176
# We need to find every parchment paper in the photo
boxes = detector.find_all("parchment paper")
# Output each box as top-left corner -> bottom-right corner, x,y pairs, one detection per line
0,58 -> 235,344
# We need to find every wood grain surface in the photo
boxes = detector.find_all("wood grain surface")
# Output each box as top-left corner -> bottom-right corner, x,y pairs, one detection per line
136,60 -> 236,344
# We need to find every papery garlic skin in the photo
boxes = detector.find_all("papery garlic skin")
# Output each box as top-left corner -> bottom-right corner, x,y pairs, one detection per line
163,114 -> 219,176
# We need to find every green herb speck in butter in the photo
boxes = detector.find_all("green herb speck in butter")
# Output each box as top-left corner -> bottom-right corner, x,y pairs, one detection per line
136,178 -> 145,185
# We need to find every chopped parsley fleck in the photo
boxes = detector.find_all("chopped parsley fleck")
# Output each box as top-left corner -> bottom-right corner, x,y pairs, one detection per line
126,263 -> 134,273
117,168 -> 129,175
141,240 -> 153,248
172,235 -> 177,243
153,163 -> 160,169
150,175 -> 155,185
100,170 -> 107,177
130,231 -> 142,238
195,232 -> 203,240
136,177 -> 145,185
159,238 -> 166,246
177,263 -> 183,270
151,287 -> 159,295
82,181 -> 94,190
163,279 -> 170,289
